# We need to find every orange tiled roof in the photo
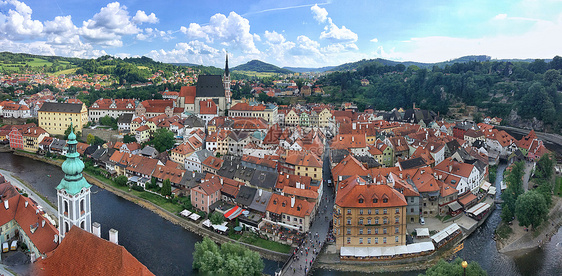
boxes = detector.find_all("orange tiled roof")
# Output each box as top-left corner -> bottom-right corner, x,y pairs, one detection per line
335,175 -> 407,208
267,193 -> 314,218
285,151 -> 322,168
33,226 -> 154,276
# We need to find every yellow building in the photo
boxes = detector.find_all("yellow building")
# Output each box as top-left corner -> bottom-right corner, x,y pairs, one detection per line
22,126 -> 49,153
333,176 -> 408,250
38,103 -> 88,135
285,109 -> 300,127
285,151 -> 323,181
318,108 -> 333,128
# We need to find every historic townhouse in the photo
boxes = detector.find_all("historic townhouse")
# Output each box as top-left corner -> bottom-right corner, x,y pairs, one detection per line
88,98 -> 135,122
229,102 -> 279,124
333,176 -> 408,250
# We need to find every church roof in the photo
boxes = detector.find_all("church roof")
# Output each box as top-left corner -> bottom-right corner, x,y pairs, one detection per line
33,226 -> 154,276
196,75 -> 225,98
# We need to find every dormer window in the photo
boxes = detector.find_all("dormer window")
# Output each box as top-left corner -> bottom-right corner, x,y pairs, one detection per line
359,198 -> 364,203
282,202 -> 286,207
383,198 -> 388,203
373,198 -> 378,203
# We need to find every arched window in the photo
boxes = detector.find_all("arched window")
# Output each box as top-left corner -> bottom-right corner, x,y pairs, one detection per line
80,199 -> 85,214
65,222 -> 70,233
64,201 -> 69,215
80,221 -> 85,229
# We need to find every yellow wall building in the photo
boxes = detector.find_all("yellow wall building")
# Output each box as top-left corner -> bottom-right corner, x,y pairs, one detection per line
333,176 -> 408,250
38,103 -> 88,135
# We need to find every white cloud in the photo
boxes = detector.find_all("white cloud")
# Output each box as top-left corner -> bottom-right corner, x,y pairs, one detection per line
320,18 -> 358,42
136,28 -> 173,41
370,38 -> 378,43
147,40 -> 221,64
494,13 -> 508,20
132,10 -> 158,24
0,0 -> 43,40
264,30 -> 285,44
183,12 -> 259,54
311,4 -> 328,23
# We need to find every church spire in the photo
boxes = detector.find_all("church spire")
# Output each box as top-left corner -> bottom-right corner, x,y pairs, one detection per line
57,123 -> 91,195
224,52 -> 229,77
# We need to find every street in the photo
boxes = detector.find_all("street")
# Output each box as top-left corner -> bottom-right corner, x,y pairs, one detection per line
281,140 -> 334,275
0,169 -> 58,219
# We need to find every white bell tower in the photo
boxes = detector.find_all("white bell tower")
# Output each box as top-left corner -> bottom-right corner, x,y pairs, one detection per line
56,123 -> 92,240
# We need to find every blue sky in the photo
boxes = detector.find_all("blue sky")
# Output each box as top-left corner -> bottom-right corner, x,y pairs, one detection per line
1,0 -> 562,68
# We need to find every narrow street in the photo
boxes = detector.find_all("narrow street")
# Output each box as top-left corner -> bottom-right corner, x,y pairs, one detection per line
281,141 -> 335,276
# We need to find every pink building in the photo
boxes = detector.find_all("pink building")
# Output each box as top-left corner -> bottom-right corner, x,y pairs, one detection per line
191,176 -> 222,213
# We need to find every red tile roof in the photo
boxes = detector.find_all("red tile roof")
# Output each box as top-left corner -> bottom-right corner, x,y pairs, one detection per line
33,226 -> 154,276
179,86 -> 196,104
285,151 -> 322,168
199,99 -> 217,115
335,176 -> 407,208
267,194 -> 314,218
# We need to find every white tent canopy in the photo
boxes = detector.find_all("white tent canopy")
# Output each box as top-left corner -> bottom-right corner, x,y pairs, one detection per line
180,209 -> 192,217
415,228 -> 430,237
202,219 -> 212,227
340,247 -> 354,256
189,213 -> 201,220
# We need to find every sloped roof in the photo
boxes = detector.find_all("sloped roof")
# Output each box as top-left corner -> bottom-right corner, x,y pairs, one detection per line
267,193 -> 314,218
38,102 -> 83,113
196,75 -> 225,98
335,176 -> 408,208
33,226 -> 154,276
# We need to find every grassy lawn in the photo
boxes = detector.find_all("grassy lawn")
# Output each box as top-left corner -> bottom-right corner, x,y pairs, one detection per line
228,233 -> 242,240
239,233 -> 292,254
53,67 -> 78,75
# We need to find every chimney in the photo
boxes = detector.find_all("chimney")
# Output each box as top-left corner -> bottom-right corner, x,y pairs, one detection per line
287,174 -> 289,179
448,165 -> 452,172
398,140 -> 401,146
4,200 -> 8,210
352,136 -> 355,142
338,175 -> 342,181
192,171 -> 195,178
352,123 -> 356,130
42,220 -> 45,228
340,136 -> 343,141
258,189 -> 263,196
25,201 -> 28,207
291,196 -> 295,208
431,145 -> 434,151
93,222 -> 101,238
109,229 -> 119,245
30,253 -> 36,263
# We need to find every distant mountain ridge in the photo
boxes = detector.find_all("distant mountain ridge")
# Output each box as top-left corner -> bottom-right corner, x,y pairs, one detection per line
282,66 -> 335,73
231,60 -> 293,74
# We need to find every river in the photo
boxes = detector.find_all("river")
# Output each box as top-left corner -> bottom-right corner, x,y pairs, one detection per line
313,162 -> 562,276
0,152 -> 282,276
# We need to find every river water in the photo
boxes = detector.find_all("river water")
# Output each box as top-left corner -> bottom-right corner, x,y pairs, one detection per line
0,152 -> 282,275
314,163 -> 562,276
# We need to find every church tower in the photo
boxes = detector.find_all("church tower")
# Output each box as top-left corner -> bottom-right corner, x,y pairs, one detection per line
223,53 -> 231,105
56,123 -> 92,240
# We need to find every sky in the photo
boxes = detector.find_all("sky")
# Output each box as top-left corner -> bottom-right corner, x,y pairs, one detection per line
2,0 -> 562,68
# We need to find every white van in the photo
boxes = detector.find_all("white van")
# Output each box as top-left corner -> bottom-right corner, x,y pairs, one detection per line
2,242 -> 8,253
10,240 -> 17,251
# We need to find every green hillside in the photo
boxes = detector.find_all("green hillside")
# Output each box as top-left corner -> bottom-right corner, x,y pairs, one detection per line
232,60 -> 293,74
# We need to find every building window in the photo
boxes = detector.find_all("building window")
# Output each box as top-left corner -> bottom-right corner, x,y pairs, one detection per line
395,208 -> 400,214
375,209 -> 379,215
368,238 -> 371,244
383,237 -> 387,244
375,228 -> 379,234
347,209 -> 351,215
395,236 -> 399,243
359,209 -> 363,215
375,237 -> 378,244
375,218 -> 379,224
359,228 -> 363,235
367,218 -> 371,224
383,218 -> 388,224
359,238 -> 363,244
347,228 -> 351,235
383,198 -> 388,203
368,209 -> 372,215
358,218 -> 363,225
347,237 -> 351,244
373,198 -> 378,203
383,209 -> 387,214
383,228 -> 387,234
395,226 -> 399,233
347,218 -> 351,225
367,228 -> 371,235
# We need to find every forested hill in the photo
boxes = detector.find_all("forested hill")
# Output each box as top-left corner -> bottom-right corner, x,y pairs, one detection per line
316,56 -> 562,133
232,60 -> 293,74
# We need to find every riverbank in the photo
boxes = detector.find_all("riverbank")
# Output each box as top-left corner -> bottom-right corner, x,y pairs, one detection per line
9,151 -> 290,262
496,197 -> 562,255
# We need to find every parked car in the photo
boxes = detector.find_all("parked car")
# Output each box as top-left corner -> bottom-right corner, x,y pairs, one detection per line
2,242 -> 8,253
420,217 -> 425,225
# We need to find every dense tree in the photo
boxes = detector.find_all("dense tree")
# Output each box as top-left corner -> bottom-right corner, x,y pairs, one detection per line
515,190 -> 548,229
64,124 -> 81,140
210,211 -> 225,225
421,258 -> 487,276
149,128 -> 175,152
161,179 -> 171,197
115,175 -> 128,186
501,161 -> 525,222
193,237 -> 264,276
123,134 -> 137,143
535,153 -> 554,180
